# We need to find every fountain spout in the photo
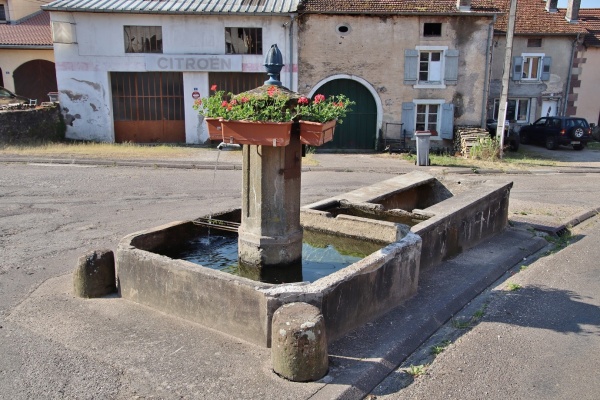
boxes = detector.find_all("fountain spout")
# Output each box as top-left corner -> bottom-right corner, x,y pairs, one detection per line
217,142 -> 242,150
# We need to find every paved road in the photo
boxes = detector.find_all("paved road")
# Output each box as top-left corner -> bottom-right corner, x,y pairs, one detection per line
1,155 -> 599,398
373,216 -> 600,400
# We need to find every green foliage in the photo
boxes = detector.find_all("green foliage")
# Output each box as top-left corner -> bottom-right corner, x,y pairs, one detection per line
506,282 -> 522,291
430,340 -> 451,355
296,94 -> 355,124
406,364 -> 427,377
469,137 -> 500,161
193,85 -> 229,119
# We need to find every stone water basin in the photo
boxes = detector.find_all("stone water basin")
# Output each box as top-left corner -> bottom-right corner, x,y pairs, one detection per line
117,208 -> 421,348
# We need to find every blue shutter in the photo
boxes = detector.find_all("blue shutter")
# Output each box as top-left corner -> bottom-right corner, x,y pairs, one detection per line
512,56 -> 523,81
404,50 -> 418,85
440,103 -> 454,139
541,56 -> 552,81
401,102 -> 415,137
444,49 -> 459,85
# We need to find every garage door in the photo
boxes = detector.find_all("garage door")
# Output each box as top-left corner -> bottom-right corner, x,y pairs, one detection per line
314,79 -> 377,150
111,72 -> 185,143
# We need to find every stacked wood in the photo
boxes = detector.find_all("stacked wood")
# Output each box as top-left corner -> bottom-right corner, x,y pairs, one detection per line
454,126 -> 490,158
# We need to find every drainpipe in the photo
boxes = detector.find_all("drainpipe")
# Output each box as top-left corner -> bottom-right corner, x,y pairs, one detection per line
563,32 -> 581,117
481,14 -> 496,127
287,14 -> 296,91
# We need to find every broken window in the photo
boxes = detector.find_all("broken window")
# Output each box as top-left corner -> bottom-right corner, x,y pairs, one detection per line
493,99 -> 530,122
225,28 -> 262,55
124,26 -> 163,54
424,23 -> 442,37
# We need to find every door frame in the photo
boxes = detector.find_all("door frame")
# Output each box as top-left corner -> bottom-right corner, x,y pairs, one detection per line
308,74 -> 382,147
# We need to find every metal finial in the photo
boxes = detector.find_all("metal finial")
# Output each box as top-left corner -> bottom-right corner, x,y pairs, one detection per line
264,44 -> 284,86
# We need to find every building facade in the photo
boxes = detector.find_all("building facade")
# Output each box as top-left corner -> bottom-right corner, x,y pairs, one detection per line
42,0 -> 299,143
0,0 -> 56,103
489,0 -> 586,129
574,8 -> 600,126
297,0 -> 501,150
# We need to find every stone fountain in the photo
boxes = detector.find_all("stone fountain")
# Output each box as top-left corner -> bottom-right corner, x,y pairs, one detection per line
115,45 -> 512,355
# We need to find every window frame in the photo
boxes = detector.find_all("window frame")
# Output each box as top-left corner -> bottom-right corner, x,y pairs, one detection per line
0,5 -> 6,22
423,23 -> 442,37
225,27 -> 263,55
521,53 -> 544,81
414,46 -> 448,89
124,25 -> 163,54
493,98 -> 530,123
413,99 -> 445,137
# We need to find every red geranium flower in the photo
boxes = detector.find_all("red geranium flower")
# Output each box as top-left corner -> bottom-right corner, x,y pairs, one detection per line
211,84 -> 218,91
314,94 -> 326,104
298,96 -> 309,105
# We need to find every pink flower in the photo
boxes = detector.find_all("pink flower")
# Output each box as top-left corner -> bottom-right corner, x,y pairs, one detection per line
230,99 -> 238,106
240,97 -> 249,103
211,84 -> 218,91
221,101 -> 228,107
267,85 -> 278,97
298,97 -> 309,105
314,94 -> 326,104
194,99 -> 202,106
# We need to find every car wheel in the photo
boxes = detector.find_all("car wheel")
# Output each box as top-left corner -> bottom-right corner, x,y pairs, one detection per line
509,139 -> 520,152
545,136 -> 558,150
573,144 -> 584,151
571,127 -> 585,139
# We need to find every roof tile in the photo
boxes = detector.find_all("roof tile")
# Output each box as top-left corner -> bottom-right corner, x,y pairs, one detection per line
300,0 -> 501,14
0,11 -> 53,47
579,9 -> 600,47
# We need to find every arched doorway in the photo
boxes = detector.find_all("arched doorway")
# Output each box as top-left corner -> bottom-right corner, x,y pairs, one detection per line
13,60 -> 57,103
310,78 -> 378,150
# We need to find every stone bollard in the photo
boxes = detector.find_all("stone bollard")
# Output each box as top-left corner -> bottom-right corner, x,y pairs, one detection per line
73,249 -> 116,298
271,302 -> 328,382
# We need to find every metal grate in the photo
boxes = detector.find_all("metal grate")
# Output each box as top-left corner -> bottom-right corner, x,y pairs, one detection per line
193,217 -> 240,233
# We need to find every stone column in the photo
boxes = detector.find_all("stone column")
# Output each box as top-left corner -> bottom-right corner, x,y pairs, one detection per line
238,125 -> 303,283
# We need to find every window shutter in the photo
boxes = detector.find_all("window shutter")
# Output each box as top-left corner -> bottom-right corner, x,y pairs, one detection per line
440,103 -> 454,139
401,102 -> 415,137
512,56 -> 523,81
444,49 -> 459,85
541,56 -> 552,81
404,50 -> 419,85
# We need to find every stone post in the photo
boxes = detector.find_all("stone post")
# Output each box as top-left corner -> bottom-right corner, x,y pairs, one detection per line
271,302 -> 328,382
238,124 -> 303,283
73,249 -> 117,298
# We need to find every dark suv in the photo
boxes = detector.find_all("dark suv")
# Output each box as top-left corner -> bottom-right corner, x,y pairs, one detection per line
519,116 -> 592,150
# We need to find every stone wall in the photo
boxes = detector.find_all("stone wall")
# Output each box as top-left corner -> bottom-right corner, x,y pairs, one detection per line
0,106 -> 65,144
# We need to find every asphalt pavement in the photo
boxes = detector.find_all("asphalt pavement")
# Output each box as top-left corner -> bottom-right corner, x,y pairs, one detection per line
1,146 -> 599,399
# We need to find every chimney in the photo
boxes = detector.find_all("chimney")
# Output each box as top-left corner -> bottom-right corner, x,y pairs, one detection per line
566,0 -> 580,23
545,0 -> 558,13
457,0 -> 471,12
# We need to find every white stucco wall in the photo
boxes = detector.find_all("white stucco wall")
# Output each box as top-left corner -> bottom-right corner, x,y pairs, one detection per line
50,11 -> 298,143
574,46 -> 600,125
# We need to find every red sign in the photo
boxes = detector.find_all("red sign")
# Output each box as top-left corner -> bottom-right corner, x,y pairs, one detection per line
192,91 -> 200,99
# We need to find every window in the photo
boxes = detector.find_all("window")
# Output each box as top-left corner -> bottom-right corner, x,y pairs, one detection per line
225,28 -> 262,55
513,54 -> 551,82
124,26 -> 162,53
522,55 -> 541,80
424,23 -> 442,37
0,5 -> 6,22
493,99 -> 530,122
401,100 -> 454,139
405,46 -> 457,87
419,51 -> 442,83
416,104 -> 439,132
527,38 -> 542,48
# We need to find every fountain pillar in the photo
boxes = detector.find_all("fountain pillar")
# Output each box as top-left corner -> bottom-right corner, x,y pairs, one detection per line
237,125 -> 303,283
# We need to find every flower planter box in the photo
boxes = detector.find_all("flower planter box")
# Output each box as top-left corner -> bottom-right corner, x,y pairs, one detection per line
221,120 -> 292,147
205,118 -> 222,141
299,120 -> 336,146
